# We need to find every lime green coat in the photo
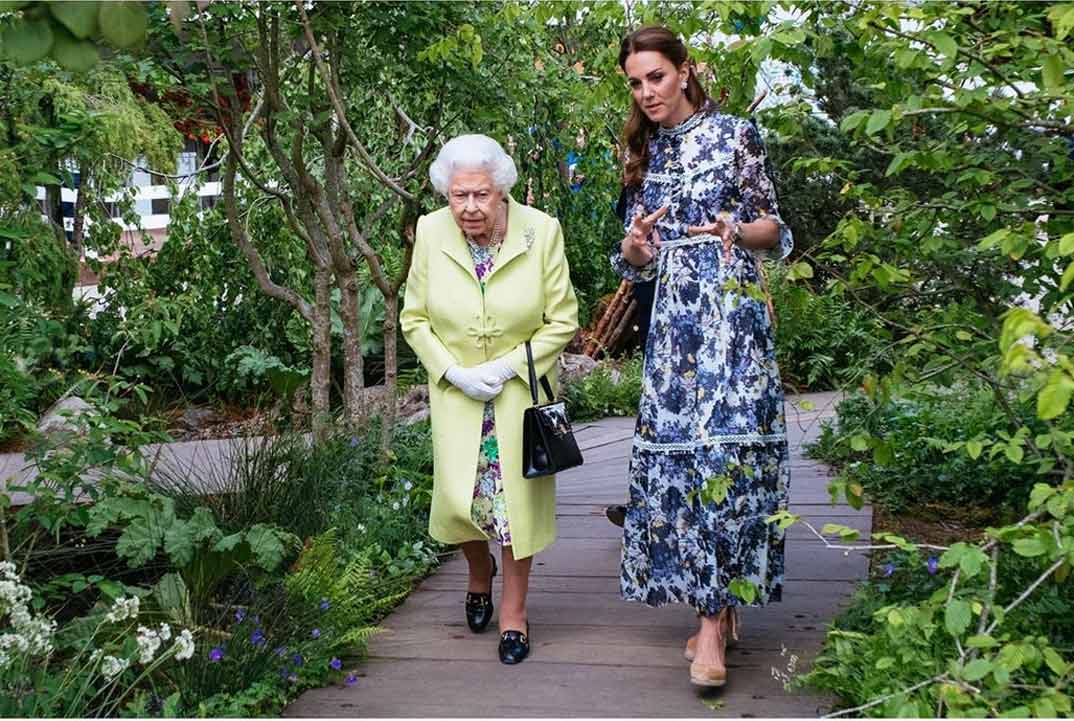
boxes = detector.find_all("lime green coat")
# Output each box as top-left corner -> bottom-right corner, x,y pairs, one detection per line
400,196 -> 579,559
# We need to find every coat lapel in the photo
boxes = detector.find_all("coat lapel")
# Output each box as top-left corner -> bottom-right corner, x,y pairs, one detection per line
485,195 -> 533,283
439,216 -> 478,283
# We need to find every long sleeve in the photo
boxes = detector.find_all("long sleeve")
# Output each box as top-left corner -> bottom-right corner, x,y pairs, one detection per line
506,219 -> 580,391
400,214 -> 458,385
735,120 -> 794,260
609,185 -> 658,282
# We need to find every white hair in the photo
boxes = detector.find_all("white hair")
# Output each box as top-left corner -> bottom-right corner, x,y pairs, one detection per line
429,134 -> 518,197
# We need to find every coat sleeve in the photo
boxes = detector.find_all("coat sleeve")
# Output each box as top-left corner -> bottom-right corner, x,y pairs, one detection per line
505,218 -> 580,391
400,214 -> 459,385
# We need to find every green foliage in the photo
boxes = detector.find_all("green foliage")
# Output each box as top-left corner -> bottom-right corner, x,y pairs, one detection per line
768,264 -> 888,391
564,355 -> 644,421
0,1 -> 150,70
801,549 -> 1074,717
809,385 -> 1069,514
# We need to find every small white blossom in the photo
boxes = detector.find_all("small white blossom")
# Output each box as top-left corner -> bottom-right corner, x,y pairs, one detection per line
135,626 -> 162,664
158,623 -> 172,641
403,480 -> 413,491
172,629 -> 195,661
101,655 -> 130,680
391,501 -> 400,511
105,596 -> 140,623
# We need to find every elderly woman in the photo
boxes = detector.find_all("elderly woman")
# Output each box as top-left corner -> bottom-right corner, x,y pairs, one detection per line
400,134 -> 579,665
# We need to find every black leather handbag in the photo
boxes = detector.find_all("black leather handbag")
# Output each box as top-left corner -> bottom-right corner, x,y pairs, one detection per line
522,341 -> 584,478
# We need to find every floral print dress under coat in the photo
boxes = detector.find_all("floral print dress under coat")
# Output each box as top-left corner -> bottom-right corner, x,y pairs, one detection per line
468,239 -> 512,546
611,109 -> 794,615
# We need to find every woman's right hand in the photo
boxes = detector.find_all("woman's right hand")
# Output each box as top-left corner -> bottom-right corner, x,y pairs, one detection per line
621,205 -> 668,267
445,365 -> 503,402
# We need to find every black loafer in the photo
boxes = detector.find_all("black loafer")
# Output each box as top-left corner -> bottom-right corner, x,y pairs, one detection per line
498,624 -> 530,665
465,553 -> 497,633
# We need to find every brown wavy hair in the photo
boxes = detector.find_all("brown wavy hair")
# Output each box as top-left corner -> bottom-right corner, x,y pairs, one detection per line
619,26 -> 711,188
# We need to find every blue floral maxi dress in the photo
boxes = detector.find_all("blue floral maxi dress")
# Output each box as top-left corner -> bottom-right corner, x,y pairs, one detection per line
612,110 -> 794,615
468,239 -> 513,546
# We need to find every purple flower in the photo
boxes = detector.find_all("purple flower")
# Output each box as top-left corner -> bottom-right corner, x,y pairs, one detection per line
251,628 -> 266,646
330,657 -> 342,670
927,556 -> 939,575
882,562 -> 895,578
320,598 -> 330,611
209,647 -> 224,662
293,654 -> 304,667
345,672 -> 358,686
288,673 -> 299,684
349,436 -> 359,448
234,608 -> 246,623
311,628 -> 321,639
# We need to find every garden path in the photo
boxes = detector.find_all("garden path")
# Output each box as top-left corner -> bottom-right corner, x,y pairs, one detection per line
286,391 -> 872,718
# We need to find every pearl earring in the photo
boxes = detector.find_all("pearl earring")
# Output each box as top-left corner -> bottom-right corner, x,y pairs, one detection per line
681,79 -> 688,90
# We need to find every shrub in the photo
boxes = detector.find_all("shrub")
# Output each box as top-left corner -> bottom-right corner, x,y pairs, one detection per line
564,355 -> 644,421
806,383 -> 1060,515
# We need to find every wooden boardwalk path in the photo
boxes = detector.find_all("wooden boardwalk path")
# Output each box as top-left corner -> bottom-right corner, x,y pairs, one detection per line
288,391 -> 872,718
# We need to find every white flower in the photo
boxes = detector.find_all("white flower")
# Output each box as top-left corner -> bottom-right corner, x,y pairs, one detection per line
135,626 -> 162,664
101,655 -> 130,680
392,501 -> 400,511
403,480 -> 413,491
105,596 -> 140,623
357,524 -> 366,532
172,629 -> 195,661
158,623 -> 172,641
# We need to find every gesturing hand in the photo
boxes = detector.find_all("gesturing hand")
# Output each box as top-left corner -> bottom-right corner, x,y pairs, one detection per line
687,214 -> 738,264
620,205 -> 668,267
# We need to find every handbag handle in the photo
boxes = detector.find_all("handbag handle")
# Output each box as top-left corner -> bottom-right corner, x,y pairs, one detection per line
525,341 -> 556,405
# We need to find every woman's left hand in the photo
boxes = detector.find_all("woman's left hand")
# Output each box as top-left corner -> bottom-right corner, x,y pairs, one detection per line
687,215 -> 737,264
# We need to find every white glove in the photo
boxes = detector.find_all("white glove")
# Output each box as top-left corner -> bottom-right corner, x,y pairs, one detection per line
445,365 -> 503,402
474,358 -> 517,386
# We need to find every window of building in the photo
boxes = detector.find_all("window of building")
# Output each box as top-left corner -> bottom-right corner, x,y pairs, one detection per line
151,198 -> 170,215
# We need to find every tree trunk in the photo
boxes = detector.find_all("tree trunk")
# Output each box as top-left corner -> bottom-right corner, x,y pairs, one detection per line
310,267 -> 333,440
335,264 -> 366,429
379,292 -> 399,455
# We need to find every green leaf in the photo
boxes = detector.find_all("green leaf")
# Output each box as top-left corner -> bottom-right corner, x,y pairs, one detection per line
50,1 -> 99,38
2,17 -> 54,64
850,434 -> 870,452
163,520 -> 195,567
214,533 -> 243,552
98,1 -> 148,49
866,109 -> 892,135
927,31 -> 957,60
728,578 -> 757,604
1004,444 -> 1024,464
977,228 -> 1010,250
245,524 -> 287,571
961,658 -> 993,682
1059,233 -> 1074,256
1042,54 -> 1066,90
1050,4 -> 1074,41
966,634 -> 998,649
116,517 -> 161,567
873,440 -> 894,466
966,440 -> 983,459
1062,261 -> 1074,292
945,599 -> 972,636
786,261 -> 813,280
839,110 -> 869,133
1013,537 -> 1046,557
50,26 -> 99,71
1045,647 -> 1069,676
1038,370 -> 1074,421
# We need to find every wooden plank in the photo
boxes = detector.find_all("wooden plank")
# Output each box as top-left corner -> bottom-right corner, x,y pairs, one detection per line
283,657 -> 833,718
